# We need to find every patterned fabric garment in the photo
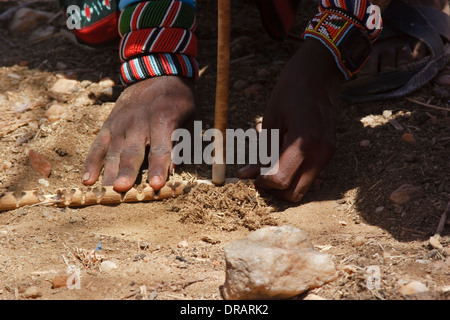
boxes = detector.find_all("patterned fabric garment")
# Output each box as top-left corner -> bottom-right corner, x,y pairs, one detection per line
59,0 -> 120,44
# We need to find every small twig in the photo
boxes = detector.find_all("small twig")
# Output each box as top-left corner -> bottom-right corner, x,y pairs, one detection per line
47,11 -> 62,24
435,199 -> 450,236
405,97 -> 450,112
180,277 -> 207,289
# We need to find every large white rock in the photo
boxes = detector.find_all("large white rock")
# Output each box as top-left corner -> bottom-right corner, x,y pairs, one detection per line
223,225 -> 337,300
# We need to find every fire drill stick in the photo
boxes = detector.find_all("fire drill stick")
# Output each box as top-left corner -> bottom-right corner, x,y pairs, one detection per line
212,0 -> 231,185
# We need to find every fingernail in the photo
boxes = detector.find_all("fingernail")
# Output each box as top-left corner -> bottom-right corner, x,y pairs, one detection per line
150,176 -> 162,185
115,177 -> 128,186
82,172 -> 90,182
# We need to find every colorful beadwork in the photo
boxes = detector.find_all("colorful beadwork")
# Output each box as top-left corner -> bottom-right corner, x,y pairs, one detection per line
118,0 -> 197,11
303,0 -> 383,79
319,0 -> 383,41
120,53 -> 199,84
118,0 -> 198,85
118,0 -> 196,37
120,28 -> 197,62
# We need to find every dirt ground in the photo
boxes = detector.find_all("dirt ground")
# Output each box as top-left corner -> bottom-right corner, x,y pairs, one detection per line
0,0 -> 449,301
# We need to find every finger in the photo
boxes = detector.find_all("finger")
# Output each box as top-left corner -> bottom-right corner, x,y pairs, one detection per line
101,134 -> 125,186
267,147 -> 333,202
255,136 -> 304,191
114,136 -> 146,192
237,164 -> 261,179
147,127 -> 174,191
237,111 -> 279,180
82,129 -> 111,186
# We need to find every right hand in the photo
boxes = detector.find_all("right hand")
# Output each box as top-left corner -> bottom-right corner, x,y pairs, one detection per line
82,76 -> 196,192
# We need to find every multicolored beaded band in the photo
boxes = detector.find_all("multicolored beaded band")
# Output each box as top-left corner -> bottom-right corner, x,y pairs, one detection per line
303,0 -> 383,79
120,28 -> 197,62
118,0 -> 197,11
120,53 -> 199,85
118,0 -> 196,37
303,10 -> 370,79
319,0 -> 382,41
118,0 -> 199,85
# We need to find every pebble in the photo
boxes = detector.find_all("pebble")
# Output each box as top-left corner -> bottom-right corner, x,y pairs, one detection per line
389,184 -> 424,205
49,78 -> 78,95
52,272 -> 71,289
38,178 -> 49,187
429,235 -> 443,250
436,74 -> 450,87
45,104 -> 67,122
401,133 -> 416,143
177,240 -> 189,248
243,83 -> 264,98
29,150 -> 51,178
222,225 -> 337,300
100,260 -> 117,273
1,160 -> 12,171
29,25 -> 55,42
233,79 -> 247,91
24,286 -> 42,299
360,139 -> 371,147
9,8 -> 52,33
98,77 -> 115,88
398,281 -> 429,296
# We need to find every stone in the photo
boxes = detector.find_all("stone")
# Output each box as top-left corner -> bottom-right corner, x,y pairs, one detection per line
45,104 -> 67,122
399,281 -> 429,296
29,25 -> 55,42
177,240 -> 189,248
24,286 -> 42,299
389,184 -> 424,205
98,77 -> 115,88
436,74 -> 450,87
100,260 -> 117,273
429,235 -> 443,250
29,150 -> 51,178
52,273 -> 71,289
360,140 -> 371,147
401,133 -> 416,144
9,8 -> 52,33
233,79 -> 247,91
49,79 -> 78,95
222,225 -> 337,300
1,160 -> 12,171
38,178 -> 49,187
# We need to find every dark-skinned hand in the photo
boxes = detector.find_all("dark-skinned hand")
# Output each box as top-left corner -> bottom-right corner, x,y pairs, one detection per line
82,76 -> 196,192
238,39 -> 344,202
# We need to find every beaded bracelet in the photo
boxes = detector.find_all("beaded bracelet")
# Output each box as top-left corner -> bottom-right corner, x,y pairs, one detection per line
118,0 -> 197,11
319,0 -> 382,41
303,0 -> 383,79
120,28 -> 197,62
120,53 -> 199,84
118,0 -> 198,85
118,0 -> 196,37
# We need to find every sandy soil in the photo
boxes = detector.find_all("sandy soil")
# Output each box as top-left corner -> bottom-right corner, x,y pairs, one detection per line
0,0 -> 449,301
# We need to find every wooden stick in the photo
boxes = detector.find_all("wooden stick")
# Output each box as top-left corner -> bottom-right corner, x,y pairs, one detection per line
212,0 -> 231,185
0,182 -> 186,212
405,97 -> 450,112
435,199 -> 450,236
